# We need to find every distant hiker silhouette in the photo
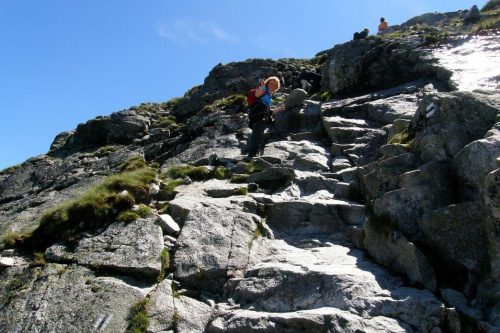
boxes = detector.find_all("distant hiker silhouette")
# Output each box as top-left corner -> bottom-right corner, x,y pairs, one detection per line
353,28 -> 369,40
378,17 -> 388,32
298,69 -> 323,95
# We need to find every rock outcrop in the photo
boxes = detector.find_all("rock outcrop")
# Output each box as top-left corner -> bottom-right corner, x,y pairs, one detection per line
1,4 -> 500,332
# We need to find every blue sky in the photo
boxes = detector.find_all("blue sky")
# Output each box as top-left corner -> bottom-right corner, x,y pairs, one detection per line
1,0 -> 486,170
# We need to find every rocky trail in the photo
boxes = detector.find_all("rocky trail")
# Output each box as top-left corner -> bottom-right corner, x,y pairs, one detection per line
2,11 -> 500,331
145,81 -> 451,332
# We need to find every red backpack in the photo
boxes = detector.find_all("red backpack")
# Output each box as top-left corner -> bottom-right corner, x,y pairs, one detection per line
246,88 -> 267,107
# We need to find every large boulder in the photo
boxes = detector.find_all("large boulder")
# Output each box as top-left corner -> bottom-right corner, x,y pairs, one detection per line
0,264 -> 146,333
483,167 -> 500,282
364,219 -> 437,291
147,279 -> 176,332
173,206 -> 258,294
453,123 -> 500,201
322,38 -> 438,96
409,92 -> 499,164
74,218 -> 164,279
418,202 -> 491,284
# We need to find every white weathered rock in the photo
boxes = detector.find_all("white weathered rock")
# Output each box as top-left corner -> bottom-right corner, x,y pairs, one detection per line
150,183 -> 160,195
0,257 -> 14,267
148,279 -> 175,332
174,295 -> 212,333
157,214 -> 181,235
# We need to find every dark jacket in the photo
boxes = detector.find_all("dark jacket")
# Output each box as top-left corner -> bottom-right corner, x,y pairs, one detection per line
353,30 -> 368,40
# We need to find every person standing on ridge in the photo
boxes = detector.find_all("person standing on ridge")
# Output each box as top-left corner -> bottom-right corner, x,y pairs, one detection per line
378,17 -> 388,32
246,76 -> 285,157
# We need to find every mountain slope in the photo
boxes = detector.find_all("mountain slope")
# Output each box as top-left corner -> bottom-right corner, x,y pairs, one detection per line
1,4 -> 500,332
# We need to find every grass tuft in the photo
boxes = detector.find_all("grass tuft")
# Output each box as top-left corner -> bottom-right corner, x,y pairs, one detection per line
157,248 -> 170,282
128,299 -> 150,333
22,167 -> 156,250
117,210 -> 140,223
119,156 -> 149,172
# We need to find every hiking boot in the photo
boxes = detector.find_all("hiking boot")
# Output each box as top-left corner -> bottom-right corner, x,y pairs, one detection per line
247,150 -> 259,158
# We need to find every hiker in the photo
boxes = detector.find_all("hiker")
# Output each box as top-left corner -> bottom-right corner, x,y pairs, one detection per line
298,69 -> 323,95
378,17 -> 388,32
246,76 -> 285,157
353,28 -> 369,40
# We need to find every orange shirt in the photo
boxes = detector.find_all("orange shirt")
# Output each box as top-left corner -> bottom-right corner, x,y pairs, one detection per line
378,21 -> 388,31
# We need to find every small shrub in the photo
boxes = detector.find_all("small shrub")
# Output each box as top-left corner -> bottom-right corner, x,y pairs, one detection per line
187,166 -> 210,180
213,166 -> 232,180
230,174 -> 249,183
31,252 -> 46,267
157,179 -> 185,200
165,165 -> 185,179
93,145 -> 121,157
117,210 -> 140,223
154,118 -> 177,128
235,187 -> 248,195
149,162 -> 160,169
424,34 -> 438,43
136,204 -> 151,218
113,192 -> 135,211
164,164 -> 210,181
118,156 -> 148,172
247,161 -> 262,174
257,204 -> 266,216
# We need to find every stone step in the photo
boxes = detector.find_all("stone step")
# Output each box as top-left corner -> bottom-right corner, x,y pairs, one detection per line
323,115 -> 382,129
262,197 -> 369,237
224,239 -> 445,333
208,307 -> 412,332
325,126 -> 386,145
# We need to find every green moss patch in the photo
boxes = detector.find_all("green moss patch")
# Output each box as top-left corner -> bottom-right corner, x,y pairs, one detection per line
21,166 -> 156,250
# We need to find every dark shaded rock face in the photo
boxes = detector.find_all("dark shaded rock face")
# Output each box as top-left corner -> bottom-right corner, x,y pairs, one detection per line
2,6 -> 500,332
321,35 -> 455,98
